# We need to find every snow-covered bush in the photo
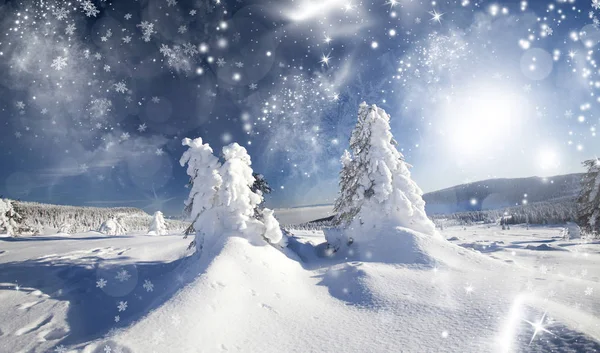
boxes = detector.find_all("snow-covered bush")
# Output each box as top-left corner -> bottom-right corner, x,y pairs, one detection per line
0,199 -> 22,236
180,137 -> 287,253
148,211 -> 167,235
99,217 -> 127,235
328,103 -> 436,254
577,158 -> 600,238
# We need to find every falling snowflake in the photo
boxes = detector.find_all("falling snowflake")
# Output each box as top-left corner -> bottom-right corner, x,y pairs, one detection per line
16,101 -> 25,110
65,24 -> 76,35
216,58 -> 226,67
415,17 -> 422,24
585,287 -> 594,296
178,25 -> 187,34
143,279 -> 154,292
103,345 -> 112,353
137,21 -> 156,42
114,81 -> 128,93
80,164 -> 89,173
167,0 -> 178,6
544,26 -> 553,36
155,148 -> 165,156
235,61 -> 244,68
117,301 -> 128,312
594,0 -> 600,10
104,65 -> 111,72
94,53 -> 102,60
138,123 -> 147,132
81,0 -> 100,17
41,108 -> 48,114
151,96 -> 161,103
53,7 -> 70,20
122,36 -> 132,43
115,269 -> 131,282
182,42 -> 198,56
96,278 -> 107,288
114,315 -> 120,322
190,9 -> 197,15
120,132 -> 130,141
124,13 -> 132,20
249,83 -> 258,90
51,56 -> 68,71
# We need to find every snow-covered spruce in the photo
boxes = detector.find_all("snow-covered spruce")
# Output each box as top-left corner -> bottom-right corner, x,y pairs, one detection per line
327,103 -> 437,263
0,198 -> 22,237
148,211 -> 167,235
180,137 -> 285,253
577,158 -> 600,237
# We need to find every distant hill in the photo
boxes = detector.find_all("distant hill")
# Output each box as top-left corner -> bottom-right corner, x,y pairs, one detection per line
423,173 -> 583,215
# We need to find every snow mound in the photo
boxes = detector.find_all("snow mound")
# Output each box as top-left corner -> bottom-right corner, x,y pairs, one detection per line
98,218 -> 127,236
324,226 -> 440,266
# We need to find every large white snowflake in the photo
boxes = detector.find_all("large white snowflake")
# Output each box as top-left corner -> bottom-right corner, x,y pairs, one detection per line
53,7 -> 70,20
81,0 -> 100,17
51,56 -> 68,71
114,81 -> 128,93
115,269 -> 131,282
143,279 -> 154,292
96,278 -> 107,288
117,301 -> 128,312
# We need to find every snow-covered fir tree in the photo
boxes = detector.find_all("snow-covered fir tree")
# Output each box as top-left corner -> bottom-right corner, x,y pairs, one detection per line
332,149 -> 357,225
180,138 -> 284,254
0,199 -> 22,236
577,158 -> 600,237
148,211 -> 167,235
327,103 -> 436,251
251,172 -> 272,219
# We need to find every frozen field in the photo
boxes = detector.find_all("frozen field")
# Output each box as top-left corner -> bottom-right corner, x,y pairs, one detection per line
0,225 -> 599,353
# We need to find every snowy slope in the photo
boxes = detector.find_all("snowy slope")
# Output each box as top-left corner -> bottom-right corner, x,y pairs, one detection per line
1,226 -> 599,353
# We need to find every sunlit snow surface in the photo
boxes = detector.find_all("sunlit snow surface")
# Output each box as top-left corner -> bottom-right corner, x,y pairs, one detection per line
0,225 -> 599,353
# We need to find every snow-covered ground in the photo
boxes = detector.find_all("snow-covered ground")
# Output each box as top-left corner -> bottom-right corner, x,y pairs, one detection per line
1,225 -> 599,353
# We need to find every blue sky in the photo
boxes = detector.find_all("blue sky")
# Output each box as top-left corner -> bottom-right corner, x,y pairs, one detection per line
0,0 -> 598,215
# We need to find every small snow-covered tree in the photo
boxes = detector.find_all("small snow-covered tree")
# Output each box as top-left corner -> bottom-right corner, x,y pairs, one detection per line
148,211 -> 167,235
0,199 -> 22,236
180,139 -> 285,253
577,158 -> 600,237
99,216 -> 127,235
327,103 -> 436,250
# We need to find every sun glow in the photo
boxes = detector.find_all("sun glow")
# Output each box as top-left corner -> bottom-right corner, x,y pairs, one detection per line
439,82 -> 531,159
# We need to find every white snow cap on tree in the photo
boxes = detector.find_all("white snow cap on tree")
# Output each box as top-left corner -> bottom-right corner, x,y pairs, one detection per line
180,137 -> 223,227
148,211 -> 167,235
328,102 -> 436,250
180,138 -> 285,252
